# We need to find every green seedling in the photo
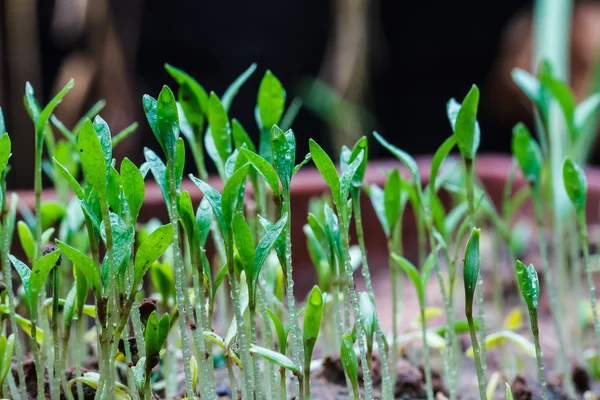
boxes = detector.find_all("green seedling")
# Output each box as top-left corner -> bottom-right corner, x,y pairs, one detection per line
142,310 -> 170,397
302,286 -> 325,398
463,228 -> 487,400
340,333 -> 360,400
515,261 -> 547,400
512,123 -> 570,387
563,158 -> 600,354
0,334 -> 14,391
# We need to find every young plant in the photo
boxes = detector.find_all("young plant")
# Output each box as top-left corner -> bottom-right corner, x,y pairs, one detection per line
512,123 -> 570,384
309,138 -> 373,397
392,252 -> 437,400
340,333 -> 360,400
563,158 -> 600,353
463,228 -> 487,400
0,334 -> 15,395
515,260 -> 547,400
302,285 -> 325,399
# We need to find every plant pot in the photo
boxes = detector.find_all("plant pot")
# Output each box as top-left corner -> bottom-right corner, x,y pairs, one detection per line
16,154 -> 600,296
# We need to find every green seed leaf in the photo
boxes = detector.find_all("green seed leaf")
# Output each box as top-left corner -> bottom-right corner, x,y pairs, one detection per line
429,136 -> 456,204
158,312 -> 170,349
240,147 -> 280,196
253,214 -> 287,293
30,79 -> 74,138
563,157 -> 587,215
53,158 -> 85,200
0,134 -> 11,176
250,344 -> 300,376
28,250 -> 61,312
222,63 -> 257,111
17,221 -> 35,263
463,228 -> 481,310
358,292 -> 376,349
349,137 -> 368,188
178,190 -> 200,247
232,119 -> 256,153
574,93 -> 600,135
62,285 -> 78,328
511,69 -> 544,115
340,333 -> 359,391
512,123 -> 542,187
56,240 -> 101,296
258,70 -> 286,130
266,307 -> 288,355
505,383 -> 514,400
384,168 -> 402,232
144,147 -> 169,208
515,261 -> 540,311
196,197 -> 212,247
373,132 -> 421,188
92,116 -> 112,170
293,153 -> 312,176
0,334 -> 14,387
453,85 -> 480,160
465,330 -> 535,358
165,64 -> 209,129
233,212 -> 255,280
221,164 -> 249,225
121,158 -> 145,223
79,119 -> 108,196
134,224 -> 174,285
340,150 -> 364,205
303,285 -> 324,368
189,176 -> 228,243
208,92 -> 232,167
8,254 -> 31,304
309,139 -> 341,206
392,253 -> 423,304
152,86 -> 180,158
369,184 -> 389,237
145,311 -> 161,357
540,73 -> 576,137
270,126 -> 295,191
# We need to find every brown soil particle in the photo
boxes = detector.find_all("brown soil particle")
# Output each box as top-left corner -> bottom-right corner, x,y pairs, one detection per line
319,354 -> 347,385
138,297 -> 158,323
572,364 -> 591,393
394,358 -> 425,398
511,375 -> 532,400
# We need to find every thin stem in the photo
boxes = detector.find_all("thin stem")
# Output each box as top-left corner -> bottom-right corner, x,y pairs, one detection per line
467,313 -> 487,400
250,303 -> 263,400
532,190 -> 571,391
166,157 -> 196,399
52,266 -> 61,400
227,356 -> 238,400
339,205 -> 372,398
75,317 -> 85,400
257,287 -> 277,400
34,133 -> 42,263
530,310 -> 548,400
420,308 -> 434,400
31,319 -> 45,400
279,368 -> 286,400
578,216 -> 600,353
352,191 -> 392,398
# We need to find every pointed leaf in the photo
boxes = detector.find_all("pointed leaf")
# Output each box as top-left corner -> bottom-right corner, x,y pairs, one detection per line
29,250 -> 61,310
254,214 -> 287,292
303,285 -> 324,366
121,158 -> 145,222
309,139 -> 340,206
222,63 -> 257,111
79,119 -> 108,195
258,70 -> 286,130
373,132 -> 421,188
208,93 -> 232,166
233,212 -> 255,280
221,164 -> 249,225
340,333 -> 359,390
56,240 -> 101,295
35,79 -> 75,136
392,253 -> 423,303
266,307 -> 287,355
250,344 -> 300,375
384,168 -> 402,231
463,228 -> 481,308
240,148 -> 280,196
512,123 -> 542,186
232,119 -> 256,153
453,85 -> 480,160
134,224 -> 174,285
270,126 -> 294,190
563,158 -> 587,215
515,261 -> 540,311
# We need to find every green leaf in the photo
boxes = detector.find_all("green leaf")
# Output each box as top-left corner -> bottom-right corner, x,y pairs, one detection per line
512,69 -> 544,114
240,148 -> 280,196
232,119 -> 256,153
270,126 -> 295,190
250,344 -> 300,376
505,383 -> 514,400
373,132 -> 421,188
222,63 -> 257,111
17,221 -> 35,263
515,261 -> 540,311
78,119 -> 108,196
512,123 -> 543,187
465,330 -> 536,358
453,85 -> 480,160
0,134 -> 11,175
233,212 -> 255,281
178,190 -> 200,246
359,292 -> 376,349
154,86 -> 180,158
144,147 -> 169,208
369,184 -> 389,237
121,158 -> 145,222
145,311 -> 161,357
446,98 -> 461,129
158,312 -> 170,349
134,224 -> 174,285
392,253 -> 423,304
253,214 -> 287,293
29,250 -> 61,312
9,254 -> 32,304
92,116 -> 112,170
563,157 -> 587,215
212,264 -> 228,301
165,64 -> 208,131
349,137 -> 368,188
340,150 -> 364,204
208,92 -> 232,166
35,79 -> 75,137
463,228 -> 481,309
384,168 -> 402,231
340,333 -> 359,391
0,334 -> 14,387
53,158 -> 85,199
189,176 -> 228,242
303,285 -> 324,368
309,139 -> 340,206
203,331 -> 226,351
196,197 -> 212,247
429,136 -> 456,203
540,74 -> 576,137
221,164 -> 249,225
266,307 -> 287,354
41,201 -> 66,230
56,240 -> 101,296
574,93 -> 600,135
62,285 -> 78,328
258,70 -> 286,130
150,261 -> 174,303
293,153 -> 312,176
112,122 -> 138,148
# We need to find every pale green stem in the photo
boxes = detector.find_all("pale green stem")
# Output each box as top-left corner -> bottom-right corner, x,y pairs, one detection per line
568,222 -> 583,359
339,206 -> 372,398
420,307 -> 434,400
352,192 -> 392,398
578,215 -> 600,354
530,309 -> 548,400
467,313 -> 487,400
52,266 -> 61,400
250,302 -> 263,400
75,317 -> 85,400
532,190 -> 571,392
279,368 -> 286,400
166,157 -> 195,399
31,316 -> 44,400
257,287 -> 277,400
227,356 -> 238,400
122,327 -> 138,399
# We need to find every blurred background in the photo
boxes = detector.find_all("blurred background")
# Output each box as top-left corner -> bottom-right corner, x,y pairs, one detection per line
1,0 -> 600,188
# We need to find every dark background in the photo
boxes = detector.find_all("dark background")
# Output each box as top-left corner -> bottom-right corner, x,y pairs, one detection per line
2,0 -> 598,188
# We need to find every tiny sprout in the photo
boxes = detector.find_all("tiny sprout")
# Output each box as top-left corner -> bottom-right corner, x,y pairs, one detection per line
303,286 -> 325,398
512,123 -> 542,188
340,333 -> 360,400
563,158 -> 587,216
0,334 -> 15,388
